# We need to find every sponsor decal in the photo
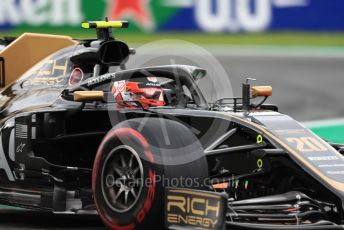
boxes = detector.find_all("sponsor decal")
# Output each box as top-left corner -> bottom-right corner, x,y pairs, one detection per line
24,58 -> 69,85
16,142 -> 26,153
144,82 -> 160,87
308,156 -> 339,161
116,80 -> 126,92
249,114 -> 344,192
274,130 -> 344,183
15,124 -> 28,139
69,68 -> 84,86
24,77 -> 65,86
319,164 -> 344,168
147,76 -> 158,82
3,0 -> 344,33
0,0 -> 82,26
286,137 -> 328,152
112,80 -> 126,98
87,74 -> 113,87
275,129 -> 307,135
165,187 -> 227,230
32,59 -> 69,77
107,0 -> 154,31
164,0 -> 309,32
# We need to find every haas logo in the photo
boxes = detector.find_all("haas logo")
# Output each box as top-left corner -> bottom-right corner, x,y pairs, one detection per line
112,80 -> 126,97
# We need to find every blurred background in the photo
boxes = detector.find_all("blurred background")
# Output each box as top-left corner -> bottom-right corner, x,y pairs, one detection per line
0,0 -> 343,135
0,1 -> 343,228
0,0 -> 343,142
1,0 -> 343,143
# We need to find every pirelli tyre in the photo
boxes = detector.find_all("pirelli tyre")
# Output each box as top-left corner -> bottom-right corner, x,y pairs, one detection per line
92,118 -> 209,229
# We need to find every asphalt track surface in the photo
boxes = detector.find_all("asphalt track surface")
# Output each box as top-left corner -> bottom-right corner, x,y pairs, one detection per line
134,45 -> 344,122
2,46 -> 344,229
0,209 -> 105,230
215,49 -> 344,121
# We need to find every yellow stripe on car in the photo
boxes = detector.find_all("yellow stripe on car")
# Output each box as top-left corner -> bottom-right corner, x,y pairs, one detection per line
81,21 -> 129,29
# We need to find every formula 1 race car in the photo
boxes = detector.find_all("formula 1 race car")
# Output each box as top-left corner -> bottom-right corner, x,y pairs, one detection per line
0,21 -> 343,230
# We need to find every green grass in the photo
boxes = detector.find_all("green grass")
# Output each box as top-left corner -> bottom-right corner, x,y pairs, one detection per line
310,125 -> 344,144
306,119 -> 344,144
2,29 -> 344,47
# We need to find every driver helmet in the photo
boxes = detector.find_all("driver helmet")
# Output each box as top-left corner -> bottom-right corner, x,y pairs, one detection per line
112,77 -> 165,108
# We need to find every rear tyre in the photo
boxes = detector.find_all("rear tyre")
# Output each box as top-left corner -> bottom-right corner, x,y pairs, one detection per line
92,118 -> 209,229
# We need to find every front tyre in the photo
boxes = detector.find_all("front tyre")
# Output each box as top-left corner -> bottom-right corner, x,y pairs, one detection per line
92,118 -> 208,229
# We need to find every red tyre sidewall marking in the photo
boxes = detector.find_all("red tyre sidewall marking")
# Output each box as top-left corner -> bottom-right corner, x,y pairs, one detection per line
93,128 -> 156,230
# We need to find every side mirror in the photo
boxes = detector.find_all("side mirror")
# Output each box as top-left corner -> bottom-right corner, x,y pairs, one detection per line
73,91 -> 104,102
98,40 -> 129,66
252,86 -> 272,98
70,48 -> 99,67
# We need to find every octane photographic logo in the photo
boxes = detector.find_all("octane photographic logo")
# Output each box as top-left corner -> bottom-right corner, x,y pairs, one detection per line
107,39 -> 234,166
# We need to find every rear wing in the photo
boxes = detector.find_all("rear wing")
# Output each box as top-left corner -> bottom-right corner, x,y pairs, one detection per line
0,33 -> 77,88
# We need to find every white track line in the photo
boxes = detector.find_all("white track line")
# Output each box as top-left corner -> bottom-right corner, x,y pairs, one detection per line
130,43 -> 344,59
205,45 -> 344,59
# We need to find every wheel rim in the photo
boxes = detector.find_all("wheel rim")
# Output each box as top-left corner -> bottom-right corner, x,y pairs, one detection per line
101,145 -> 144,213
